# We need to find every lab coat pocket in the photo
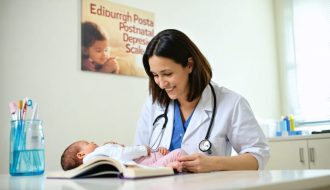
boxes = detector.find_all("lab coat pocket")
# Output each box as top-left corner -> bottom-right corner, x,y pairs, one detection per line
210,137 -> 229,156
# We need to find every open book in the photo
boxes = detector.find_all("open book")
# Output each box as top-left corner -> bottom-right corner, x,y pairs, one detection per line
47,157 -> 174,179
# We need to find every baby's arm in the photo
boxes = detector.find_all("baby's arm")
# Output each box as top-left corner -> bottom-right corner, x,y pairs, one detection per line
120,145 -> 149,160
103,141 -> 124,147
97,144 -> 147,161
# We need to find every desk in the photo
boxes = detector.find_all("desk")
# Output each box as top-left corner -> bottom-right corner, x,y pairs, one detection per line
1,170 -> 330,190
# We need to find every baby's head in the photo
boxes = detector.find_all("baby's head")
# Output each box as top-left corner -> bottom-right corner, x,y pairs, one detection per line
61,140 -> 98,171
82,21 -> 110,65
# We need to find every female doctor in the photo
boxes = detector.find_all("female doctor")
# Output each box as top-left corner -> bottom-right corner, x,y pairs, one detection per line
134,29 -> 269,172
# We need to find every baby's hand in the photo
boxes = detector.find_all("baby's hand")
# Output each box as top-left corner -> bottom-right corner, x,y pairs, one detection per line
158,147 -> 169,155
101,57 -> 119,74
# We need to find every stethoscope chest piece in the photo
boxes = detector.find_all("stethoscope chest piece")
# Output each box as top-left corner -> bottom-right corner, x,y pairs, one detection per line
199,139 -> 212,153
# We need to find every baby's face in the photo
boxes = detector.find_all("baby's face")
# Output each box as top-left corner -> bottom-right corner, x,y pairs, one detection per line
87,40 -> 110,65
79,141 -> 98,154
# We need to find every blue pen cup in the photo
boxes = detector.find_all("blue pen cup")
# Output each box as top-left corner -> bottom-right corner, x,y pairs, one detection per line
10,120 -> 45,176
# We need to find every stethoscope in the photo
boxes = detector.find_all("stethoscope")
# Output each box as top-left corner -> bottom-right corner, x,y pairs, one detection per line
150,83 -> 217,155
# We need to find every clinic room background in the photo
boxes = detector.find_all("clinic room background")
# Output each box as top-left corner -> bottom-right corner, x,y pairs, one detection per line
0,0 -> 281,173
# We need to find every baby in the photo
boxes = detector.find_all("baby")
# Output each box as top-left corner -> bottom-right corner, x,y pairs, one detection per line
82,21 -> 119,73
61,140 -> 187,171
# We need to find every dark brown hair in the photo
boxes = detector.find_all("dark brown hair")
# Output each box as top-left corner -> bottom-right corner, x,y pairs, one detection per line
61,141 -> 83,171
81,21 -> 108,60
143,29 -> 212,106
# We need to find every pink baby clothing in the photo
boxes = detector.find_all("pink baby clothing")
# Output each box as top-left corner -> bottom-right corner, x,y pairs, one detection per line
135,149 -> 187,167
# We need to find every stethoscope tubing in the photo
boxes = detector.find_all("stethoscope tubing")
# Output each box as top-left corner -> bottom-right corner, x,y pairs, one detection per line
149,83 -> 217,154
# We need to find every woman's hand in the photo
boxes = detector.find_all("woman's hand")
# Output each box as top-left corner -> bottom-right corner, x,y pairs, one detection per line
158,147 -> 169,155
178,153 -> 258,172
178,153 -> 218,173
167,161 -> 183,172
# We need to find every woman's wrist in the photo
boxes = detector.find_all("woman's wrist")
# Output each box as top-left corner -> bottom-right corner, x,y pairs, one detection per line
212,156 -> 226,171
213,154 -> 258,171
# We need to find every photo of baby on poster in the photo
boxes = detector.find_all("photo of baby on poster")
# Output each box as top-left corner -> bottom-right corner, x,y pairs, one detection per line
81,0 -> 154,77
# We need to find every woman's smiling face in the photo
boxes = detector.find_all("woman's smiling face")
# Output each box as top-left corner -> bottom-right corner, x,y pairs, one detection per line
149,55 -> 192,102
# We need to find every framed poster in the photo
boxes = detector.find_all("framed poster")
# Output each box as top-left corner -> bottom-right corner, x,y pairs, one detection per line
81,0 -> 154,77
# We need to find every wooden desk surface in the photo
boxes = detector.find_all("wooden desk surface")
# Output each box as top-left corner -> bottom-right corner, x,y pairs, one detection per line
1,170 -> 330,190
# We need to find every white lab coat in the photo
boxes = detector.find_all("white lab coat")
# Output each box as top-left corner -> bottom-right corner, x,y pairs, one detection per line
134,82 -> 270,169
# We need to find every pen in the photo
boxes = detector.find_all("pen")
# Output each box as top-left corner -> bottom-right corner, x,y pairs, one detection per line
8,102 -> 18,120
31,103 -> 39,120
26,98 -> 33,107
21,98 -> 28,121
18,100 -> 23,121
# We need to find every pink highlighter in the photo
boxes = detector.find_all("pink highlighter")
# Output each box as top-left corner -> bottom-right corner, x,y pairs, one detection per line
8,102 -> 18,120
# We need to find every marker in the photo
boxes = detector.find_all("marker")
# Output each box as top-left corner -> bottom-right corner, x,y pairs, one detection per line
8,102 -> 18,120
26,98 -> 33,107
18,100 -> 23,121
31,103 -> 39,120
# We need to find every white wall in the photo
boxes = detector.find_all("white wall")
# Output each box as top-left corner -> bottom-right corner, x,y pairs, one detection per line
0,0 -> 279,174
114,0 -> 280,118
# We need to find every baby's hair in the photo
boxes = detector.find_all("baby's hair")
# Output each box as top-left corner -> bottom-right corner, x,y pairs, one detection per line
82,21 -> 108,48
61,141 -> 83,171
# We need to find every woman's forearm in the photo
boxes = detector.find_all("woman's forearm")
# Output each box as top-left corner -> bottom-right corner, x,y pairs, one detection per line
214,153 -> 258,171
179,152 -> 258,173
